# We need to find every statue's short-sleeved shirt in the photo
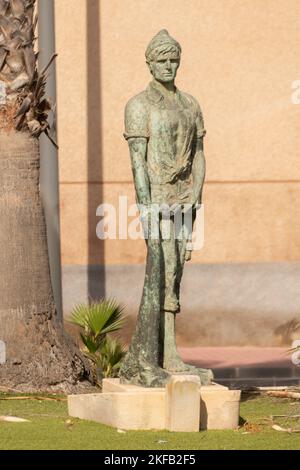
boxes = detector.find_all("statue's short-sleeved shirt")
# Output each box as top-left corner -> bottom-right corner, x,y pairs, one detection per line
124,80 -> 205,205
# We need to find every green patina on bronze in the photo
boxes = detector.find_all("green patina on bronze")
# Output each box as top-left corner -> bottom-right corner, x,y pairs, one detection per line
119,30 -> 213,387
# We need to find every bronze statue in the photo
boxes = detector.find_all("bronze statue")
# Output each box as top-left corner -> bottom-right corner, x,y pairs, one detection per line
120,30 -> 213,387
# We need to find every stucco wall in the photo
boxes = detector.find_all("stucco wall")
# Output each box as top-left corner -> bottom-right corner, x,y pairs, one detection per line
53,1 -> 300,345
54,0 -> 300,266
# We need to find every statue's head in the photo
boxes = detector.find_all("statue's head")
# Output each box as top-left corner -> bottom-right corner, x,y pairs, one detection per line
145,30 -> 181,83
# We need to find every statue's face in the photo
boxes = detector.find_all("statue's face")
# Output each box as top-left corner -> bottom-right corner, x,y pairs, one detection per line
148,49 -> 180,83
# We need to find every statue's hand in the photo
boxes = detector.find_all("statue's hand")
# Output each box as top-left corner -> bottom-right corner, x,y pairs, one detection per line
185,240 -> 193,262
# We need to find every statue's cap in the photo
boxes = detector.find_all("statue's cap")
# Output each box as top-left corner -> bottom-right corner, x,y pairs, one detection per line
145,29 -> 181,62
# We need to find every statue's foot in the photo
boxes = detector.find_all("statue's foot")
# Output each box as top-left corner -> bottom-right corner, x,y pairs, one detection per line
172,367 -> 214,386
164,355 -> 214,386
164,355 -> 194,373
139,363 -> 171,388
192,367 -> 214,385
120,355 -> 171,388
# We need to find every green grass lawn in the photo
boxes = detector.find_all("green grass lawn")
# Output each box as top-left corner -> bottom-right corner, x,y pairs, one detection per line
0,394 -> 300,450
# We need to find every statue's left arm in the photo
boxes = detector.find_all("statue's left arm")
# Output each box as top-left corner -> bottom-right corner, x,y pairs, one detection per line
185,100 -> 206,261
192,102 -> 206,207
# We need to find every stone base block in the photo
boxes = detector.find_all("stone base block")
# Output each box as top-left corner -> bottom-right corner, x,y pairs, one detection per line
68,391 -> 165,430
68,378 -> 241,432
165,375 -> 201,432
200,388 -> 241,430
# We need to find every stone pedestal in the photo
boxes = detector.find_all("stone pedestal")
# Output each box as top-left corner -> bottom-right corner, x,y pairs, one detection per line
200,387 -> 241,430
68,377 -> 241,432
165,376 -> 201,432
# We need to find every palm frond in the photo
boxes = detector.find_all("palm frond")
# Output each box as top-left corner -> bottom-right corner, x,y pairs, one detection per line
84,299 -> 125,337
69,299 -> 125,338
100,336 -> 126,377
69,304 -> 90,329
80,333 -> 99,354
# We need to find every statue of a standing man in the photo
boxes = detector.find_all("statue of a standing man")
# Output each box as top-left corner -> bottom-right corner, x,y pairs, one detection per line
120,30 -> 213,387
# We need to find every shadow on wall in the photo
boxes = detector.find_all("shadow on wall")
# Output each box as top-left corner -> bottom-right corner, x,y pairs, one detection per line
176,311 -> 300,348
62,263 -> 300,347
87,0 -> 105,300
65,310 -> 300,348
114,310 -> 300,348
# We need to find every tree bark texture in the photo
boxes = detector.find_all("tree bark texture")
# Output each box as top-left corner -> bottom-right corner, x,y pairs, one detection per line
0,1 -> 92,392
0,132 -> 92,392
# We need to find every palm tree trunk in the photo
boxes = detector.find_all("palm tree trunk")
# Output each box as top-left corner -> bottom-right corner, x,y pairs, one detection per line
0,1 -> 91,392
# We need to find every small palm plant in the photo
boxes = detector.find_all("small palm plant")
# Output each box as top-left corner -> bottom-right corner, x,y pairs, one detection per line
69,299 -> 126,384
99,336 -> 127,379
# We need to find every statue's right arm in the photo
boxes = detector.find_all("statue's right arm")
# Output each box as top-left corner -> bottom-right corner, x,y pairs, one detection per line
124,96 -> 151,206
127,137 -> 151,206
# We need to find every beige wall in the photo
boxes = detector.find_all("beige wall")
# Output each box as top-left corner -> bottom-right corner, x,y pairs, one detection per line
55,0 -> 300,266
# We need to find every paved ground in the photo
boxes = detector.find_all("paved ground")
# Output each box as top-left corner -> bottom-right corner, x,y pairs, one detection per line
179,347 -> 292,369
179,347 -> 300,387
